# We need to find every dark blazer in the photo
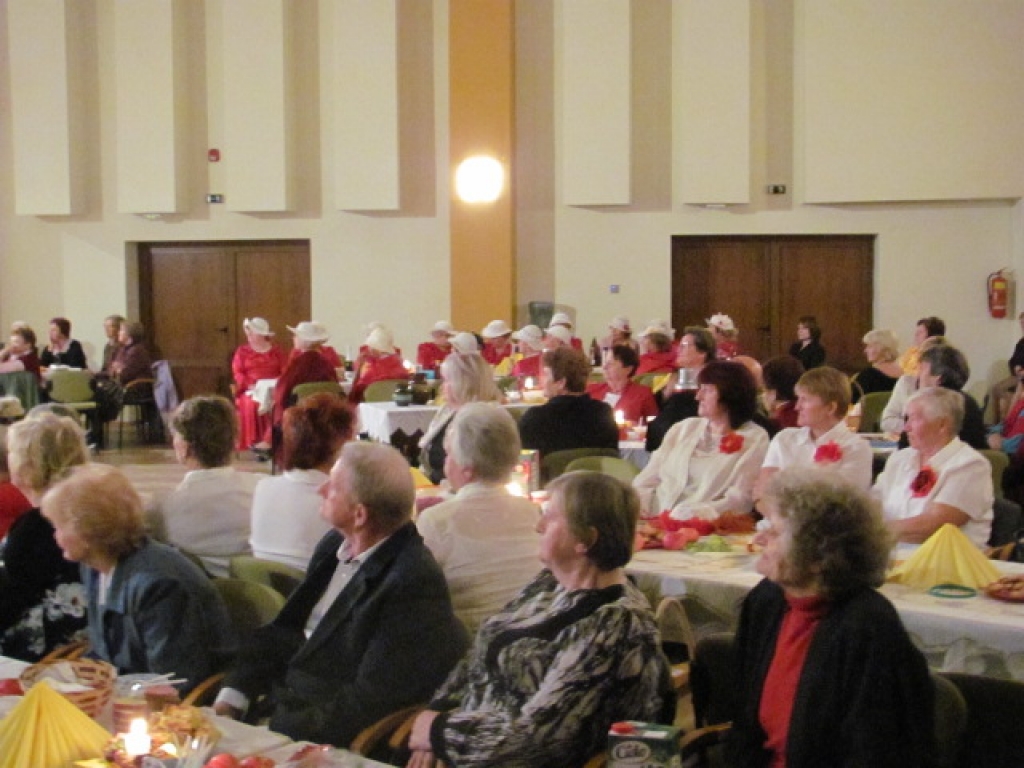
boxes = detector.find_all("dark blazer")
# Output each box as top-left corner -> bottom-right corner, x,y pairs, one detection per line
224,523 -> 469,747
519,394 -> 619,457
727,579 -> 936,768
789,340 -> 826,370
85,538 -> 236,691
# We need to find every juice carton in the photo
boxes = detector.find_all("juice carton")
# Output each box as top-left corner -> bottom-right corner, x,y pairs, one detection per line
607,721 -> 682,768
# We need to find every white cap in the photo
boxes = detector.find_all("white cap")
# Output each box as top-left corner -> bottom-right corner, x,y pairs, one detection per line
243,317 -> 274,336
608,316 -> 631,334
640,320 -> 674,338
512,324 -> 545,351
706,313 -> 735,332
482,319 -> 513,339
450,332 -> 480,354
549,312 -> 574,330
431,321 -> 455,336
287,321 -> 329,344
545,326 -> 573,346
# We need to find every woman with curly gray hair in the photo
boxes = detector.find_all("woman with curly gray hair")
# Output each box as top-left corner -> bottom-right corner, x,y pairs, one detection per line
728,467 -> 936,767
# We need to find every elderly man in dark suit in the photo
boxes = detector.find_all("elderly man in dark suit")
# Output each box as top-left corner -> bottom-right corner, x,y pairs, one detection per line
214,442 -> 469,747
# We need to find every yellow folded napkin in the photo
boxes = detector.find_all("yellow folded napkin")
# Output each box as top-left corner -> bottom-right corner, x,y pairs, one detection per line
888,523 -> 1000,590
0,680 -> 110,768
409,466 -> 434,489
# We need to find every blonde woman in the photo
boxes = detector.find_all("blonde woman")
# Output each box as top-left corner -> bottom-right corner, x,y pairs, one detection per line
852,329 -> 902,403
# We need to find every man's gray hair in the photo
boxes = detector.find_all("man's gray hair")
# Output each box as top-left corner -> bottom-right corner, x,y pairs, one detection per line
448,402 -> 521,484
340,442 -> 414,530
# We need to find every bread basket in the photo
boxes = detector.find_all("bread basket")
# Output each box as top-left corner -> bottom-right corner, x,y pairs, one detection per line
19,658 -> 117,718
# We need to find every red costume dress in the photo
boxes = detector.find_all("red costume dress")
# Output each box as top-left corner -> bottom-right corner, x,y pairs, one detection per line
287,345 -> 341,369
232,343 -> 288,450
635,350 -> 676,376
271,351 -> 338,434
349,353 -> 408,404
586,381 -> 659,423
417,342 -> 451,374
512,354 -> 543,380
482,342 -> 513,366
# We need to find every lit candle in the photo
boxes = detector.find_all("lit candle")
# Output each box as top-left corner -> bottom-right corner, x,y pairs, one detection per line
524,377 -> 535,390
124,718 -> 151,757
505,481 -> 525,497
614,409 -> 625,425
403,359 -> 415,372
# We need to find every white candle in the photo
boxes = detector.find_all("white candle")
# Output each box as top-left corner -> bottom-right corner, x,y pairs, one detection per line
524,377 -> 535,390
124,717 -> 151,757
615,409 -> 625,425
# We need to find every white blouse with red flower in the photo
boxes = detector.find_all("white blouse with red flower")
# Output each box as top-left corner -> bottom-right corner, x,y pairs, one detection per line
633,418 -> 770,520
873,438 -> 993,549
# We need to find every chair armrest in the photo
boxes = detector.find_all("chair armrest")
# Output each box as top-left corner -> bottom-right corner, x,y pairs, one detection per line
679,722 -> 733,760
182,672 -> 225,707
349,704 -> 426,756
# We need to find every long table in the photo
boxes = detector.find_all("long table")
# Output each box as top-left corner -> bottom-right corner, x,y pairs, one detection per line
628,548 -> 1024,681
357,401 -> 534,444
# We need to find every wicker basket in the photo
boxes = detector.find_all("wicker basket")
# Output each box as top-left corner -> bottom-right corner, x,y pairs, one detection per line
20,658 -> 117,718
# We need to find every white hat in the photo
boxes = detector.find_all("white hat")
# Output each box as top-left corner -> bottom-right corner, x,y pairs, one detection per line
706,313 -> 735,332
450,331 -> 480,354
243,317 -> 274,336
365,327 -> 396,354
545,326 -> 572,346
431,321 -> 455,336
512,324 -> 545,351
641,320 -> 674,338
482,319 -> 512,339
287,321 -> 330,344
608,316 -> 631,334
0,396 -> 24,420
549,312 -> 574,330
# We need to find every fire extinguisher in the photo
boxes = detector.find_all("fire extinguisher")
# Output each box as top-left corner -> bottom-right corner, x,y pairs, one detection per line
988,269 -> 1010,319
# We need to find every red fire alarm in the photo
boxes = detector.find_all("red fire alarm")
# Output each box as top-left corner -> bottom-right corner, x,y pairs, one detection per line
208,148 -> 220,162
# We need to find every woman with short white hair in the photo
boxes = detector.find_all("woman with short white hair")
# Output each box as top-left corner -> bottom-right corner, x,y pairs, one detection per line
416,402 -> 539,633
874,387 -> 993,548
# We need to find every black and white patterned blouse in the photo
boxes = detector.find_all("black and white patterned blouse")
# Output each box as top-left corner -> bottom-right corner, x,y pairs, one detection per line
428,570 -> 675,768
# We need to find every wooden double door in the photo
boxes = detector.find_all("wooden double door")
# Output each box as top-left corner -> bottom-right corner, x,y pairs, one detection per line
140,241 -> 311,400
671,235 -> 874,374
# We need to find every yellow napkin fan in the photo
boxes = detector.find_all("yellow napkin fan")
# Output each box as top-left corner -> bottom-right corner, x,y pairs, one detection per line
888,523 -> 1000,590
0,679 -> 111,768
409,466 -> 434,489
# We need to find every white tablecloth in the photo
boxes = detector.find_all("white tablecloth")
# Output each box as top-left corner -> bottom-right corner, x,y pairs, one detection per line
629,548 -> 1024,680
358,401 -> 534,444
619,439 -> 650,470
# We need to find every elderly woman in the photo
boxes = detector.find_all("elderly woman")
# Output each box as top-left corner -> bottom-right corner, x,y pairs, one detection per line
762,356 -> 804,431
350,325 -> 407,404
407,472 -> 675,768
417,403 -> 540,634
788,315 -> 826,370
879,335 -> 947,435
148,396 -> 261,577
481,320 -> 514,368
417,322 -> 456,374
231,317 -> 288,452
707,313 -> 739,360
100,314 -> 125,374
250,393 -> 356,571
634,361 -> 770,519
636,324 -> 677,375
586,344 -> 658,424
729,468 -> 935,767
852,328 -> 902,403
646,326 -> 717,452
0,412 -> 89,660
419,352 -> 502,485
911,344 -> 987,449
510,325 -> 546,380
270,322 -> 339,428
0,326 -> 41,381
39,317 -> 87,369
109,321 -> 153,385
874,387 -> 993,548
899,315 -> 945,376
42,464 -> 236,691
0,424 -> 32,539
757,367 -> 873,496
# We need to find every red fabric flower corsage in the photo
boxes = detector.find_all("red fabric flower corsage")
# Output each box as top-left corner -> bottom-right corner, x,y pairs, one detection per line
910,466 -> 938,498
813,441 -> 843,464
720,433 -> 744,454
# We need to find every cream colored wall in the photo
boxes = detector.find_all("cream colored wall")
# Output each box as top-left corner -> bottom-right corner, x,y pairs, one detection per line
1,0 -> 1022,398
0,0 -> 452,366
